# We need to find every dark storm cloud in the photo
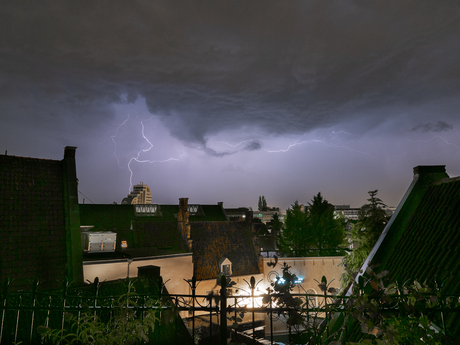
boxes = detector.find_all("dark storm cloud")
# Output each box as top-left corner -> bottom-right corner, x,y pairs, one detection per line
412,121 -> 453,133
1,1 -> 460,146
243,141 -> 262,152
204,147 -> 234,158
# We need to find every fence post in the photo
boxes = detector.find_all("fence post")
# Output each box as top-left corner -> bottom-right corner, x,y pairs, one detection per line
61,278 -> 69,333
250,276 -> 255,345
269,289 -> 273,345
191,276 -> 196,343
29,278 -> 39,344
0,278 -> 10,344
220,275 -> 227,345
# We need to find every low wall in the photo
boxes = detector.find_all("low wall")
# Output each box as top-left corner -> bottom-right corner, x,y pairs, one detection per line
83,253 -> 193,296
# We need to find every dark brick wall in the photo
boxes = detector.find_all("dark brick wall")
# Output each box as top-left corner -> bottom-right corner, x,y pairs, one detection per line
0,155 -> 67,289
191,221 -> 260,280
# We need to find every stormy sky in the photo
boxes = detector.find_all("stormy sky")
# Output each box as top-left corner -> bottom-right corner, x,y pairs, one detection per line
1,1 -> 460,210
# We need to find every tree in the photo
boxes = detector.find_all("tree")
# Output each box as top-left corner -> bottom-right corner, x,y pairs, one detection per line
277,201 -> 310,255
308,192 -> 345,255
342,190 -> 390,287
258,195 -> 268,211
267,212 -> 283,236
277,193 -> 346,256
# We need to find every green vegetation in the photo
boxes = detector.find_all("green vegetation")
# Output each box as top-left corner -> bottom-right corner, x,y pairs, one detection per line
342,190 -> 390,288
267,212 -> 283,235
277,193 -> 346,256
258,195 -> 268,211
38,281 -> 160,345
261,265 -> 456,344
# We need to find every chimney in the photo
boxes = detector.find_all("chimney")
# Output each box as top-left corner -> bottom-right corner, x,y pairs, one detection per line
178,198 -> 192,251
413,165 -> 448,185
413,165 -> 446,176
64,146 -> 77,159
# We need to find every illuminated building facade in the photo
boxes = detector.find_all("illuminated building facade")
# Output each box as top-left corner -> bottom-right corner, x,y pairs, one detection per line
121,182 -> 152,204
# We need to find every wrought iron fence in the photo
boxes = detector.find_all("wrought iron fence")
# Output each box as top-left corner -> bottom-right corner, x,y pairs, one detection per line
1,275 -> 459,345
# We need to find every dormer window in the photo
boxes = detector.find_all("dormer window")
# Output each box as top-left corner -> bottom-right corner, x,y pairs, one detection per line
219,257 -> 232,276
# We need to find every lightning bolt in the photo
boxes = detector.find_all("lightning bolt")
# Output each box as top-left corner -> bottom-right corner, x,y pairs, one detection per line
264,138 -> 376,159
111,114 -> 130,168
265,141 -> 307,153
126,118 -> 179,192
105,115 -> 180,194
407,135 -> 460,160
211,130 -> 376,159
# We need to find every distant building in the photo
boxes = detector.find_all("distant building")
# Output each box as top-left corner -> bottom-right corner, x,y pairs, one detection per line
252,209 -> 285,224
79,198 -> 261,284
224,207 -> 251,221
334,205 -> 361,221
334,204 -> 396,221
121,182 -> 152,204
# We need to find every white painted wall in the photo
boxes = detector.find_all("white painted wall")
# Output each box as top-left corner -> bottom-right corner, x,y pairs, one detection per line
83,253 -> 193,296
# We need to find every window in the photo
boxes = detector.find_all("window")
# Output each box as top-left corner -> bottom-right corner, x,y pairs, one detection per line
222,264 -> 231,276
219,257 -> 232,276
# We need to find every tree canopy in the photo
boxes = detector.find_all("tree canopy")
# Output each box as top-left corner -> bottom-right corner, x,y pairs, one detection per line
267,212 -> 283,235
277,193 -> 345,256
258,195 -> 268,211
342,190 -> 390,287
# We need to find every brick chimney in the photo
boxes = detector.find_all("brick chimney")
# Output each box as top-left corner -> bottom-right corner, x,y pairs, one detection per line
413,165 -> 448,186
178,198 -> 192,251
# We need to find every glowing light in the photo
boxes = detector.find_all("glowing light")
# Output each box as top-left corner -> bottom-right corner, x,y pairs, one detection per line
276,277 -> 286,284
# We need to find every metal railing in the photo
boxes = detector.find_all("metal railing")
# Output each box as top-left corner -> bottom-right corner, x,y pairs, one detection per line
1,276 -> 459,345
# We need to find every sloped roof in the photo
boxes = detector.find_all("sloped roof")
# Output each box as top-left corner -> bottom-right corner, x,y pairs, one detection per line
192,221 -> 261,280
359,166 -> 460,338
80,203 -> 228,227
190,204 -> 228,221
79,203 -> 231,259
80,204 -> 136,231
382,176 -> 460,289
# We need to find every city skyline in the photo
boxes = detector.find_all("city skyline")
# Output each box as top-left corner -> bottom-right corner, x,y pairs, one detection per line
1,2 -> 460,210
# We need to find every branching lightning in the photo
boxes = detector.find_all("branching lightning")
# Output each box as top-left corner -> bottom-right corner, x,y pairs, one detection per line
264,136 -> 376,159
212,131 -> 377,159
107,115 -> 180,193
407,134 -> 460,160
127,119 -> 179,191
265,141 -> 308,153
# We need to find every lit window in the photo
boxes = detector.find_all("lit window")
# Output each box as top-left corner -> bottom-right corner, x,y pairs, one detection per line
222,264 -> 231,276
219,257 -> 232,276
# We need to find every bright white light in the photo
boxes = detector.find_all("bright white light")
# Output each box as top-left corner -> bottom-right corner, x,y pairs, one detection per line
276,277 -> 286,284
